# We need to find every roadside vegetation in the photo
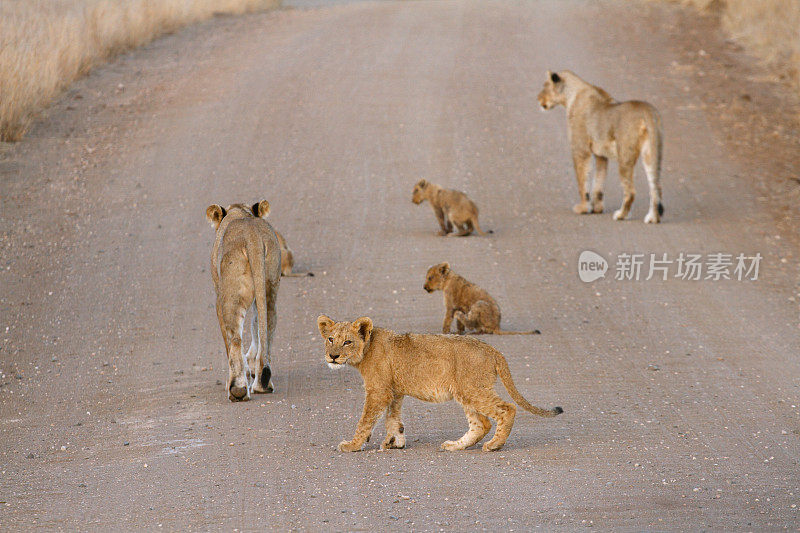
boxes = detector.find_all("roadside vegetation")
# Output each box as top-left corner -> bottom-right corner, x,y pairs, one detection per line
0,0 -> 280,142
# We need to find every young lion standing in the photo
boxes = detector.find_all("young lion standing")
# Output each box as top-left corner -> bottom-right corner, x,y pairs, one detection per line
411,179 -> 491,236
538,70 -> 664,223
317,315 -> 562,452
424,262 -> 540,335
206,201 -> 281,401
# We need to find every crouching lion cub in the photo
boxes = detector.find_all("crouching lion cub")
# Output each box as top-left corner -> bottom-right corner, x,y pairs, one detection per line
411,179 -> 491,236
206,201 -> 281,401
317,315 -> 562,452
274,230 -> 314,277
424,262 -> 540,335
538,70 -> 664,223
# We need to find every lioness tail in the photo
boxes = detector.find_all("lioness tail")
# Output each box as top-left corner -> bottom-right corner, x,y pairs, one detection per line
495,353 -> 562,417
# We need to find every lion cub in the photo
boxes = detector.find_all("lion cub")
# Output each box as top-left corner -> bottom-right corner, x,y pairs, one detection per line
424,262 -> 540,335
538,70 -> 664,223
317,315 -> 562,452
411,179 -> 491,236
274,230 -> 314,277
206,201 -> 281,401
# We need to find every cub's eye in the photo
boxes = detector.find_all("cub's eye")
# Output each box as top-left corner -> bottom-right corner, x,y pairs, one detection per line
328,337 -> 333,343
343,340 -> 352,346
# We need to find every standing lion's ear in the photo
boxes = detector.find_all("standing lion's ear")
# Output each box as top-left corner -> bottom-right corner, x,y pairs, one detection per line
352,317 -> 373,341
206,205 -> 226,229
317,315 -> 335,337
439,262 -> 450,275
252,200 -> 270,218
550,71 -> 562,84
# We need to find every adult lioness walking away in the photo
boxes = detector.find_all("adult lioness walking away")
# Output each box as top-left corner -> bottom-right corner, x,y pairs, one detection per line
206,201 -> 281,401
538,70 -> 664,223
317,315 -> 562,452
424,262 -> 540,335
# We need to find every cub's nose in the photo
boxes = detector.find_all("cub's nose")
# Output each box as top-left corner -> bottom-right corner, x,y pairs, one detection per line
329,353 -> 340,361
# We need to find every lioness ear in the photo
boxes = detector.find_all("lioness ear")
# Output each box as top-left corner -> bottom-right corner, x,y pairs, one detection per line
550,71 -> 562,84
206,205 -> 226,229
352,317 -> 373,341
439,262 -> 450,275
252,200 -> 270,218
317,315 -> 334,337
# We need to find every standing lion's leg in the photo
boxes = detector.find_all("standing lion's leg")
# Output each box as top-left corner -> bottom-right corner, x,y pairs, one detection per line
613,159 -> 636,221
591,155 -> 608,213
253,283 -> 277,394
441,405 -> 493,451
642,142 -> 662,223
382,394 -> 406,449
572,151 -> 592,214
339,391 -> 392,452
225,306 -> 249,402
475,392 -> 516,451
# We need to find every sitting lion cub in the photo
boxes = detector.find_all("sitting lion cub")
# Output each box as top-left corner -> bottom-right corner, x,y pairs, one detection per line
411,179 -> 491,236
538,70 -> 664,223
206,201 -> 281,401
424,262 -> 540,335
317,315 -> 562,452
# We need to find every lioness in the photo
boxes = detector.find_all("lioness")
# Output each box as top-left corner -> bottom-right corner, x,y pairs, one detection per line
274,230 -> 314,277
411,179 -> 491,236
538,70 -> 664,223
206,201 -> 281,401
317,315 -> 562,452
424,262 -> 540,335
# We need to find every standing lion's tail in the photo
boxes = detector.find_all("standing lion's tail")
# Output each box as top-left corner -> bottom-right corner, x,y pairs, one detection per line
494,328 -> 541,335
495,353 -> 563,417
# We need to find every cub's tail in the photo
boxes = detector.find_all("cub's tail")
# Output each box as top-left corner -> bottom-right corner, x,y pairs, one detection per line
494,329 -> 541,335
495,353 -> 562,417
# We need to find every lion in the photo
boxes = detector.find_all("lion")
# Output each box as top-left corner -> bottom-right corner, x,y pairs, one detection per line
274,230 -> 314,277
317,315 -> 562,452
411,179 -> 491,236
424,262 -> 540,335
206,201 -> 281,401
537,70 -> 664,223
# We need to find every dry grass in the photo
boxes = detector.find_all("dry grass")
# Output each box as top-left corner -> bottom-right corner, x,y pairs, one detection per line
667,0 -> 800,89
0,0 -> 280,142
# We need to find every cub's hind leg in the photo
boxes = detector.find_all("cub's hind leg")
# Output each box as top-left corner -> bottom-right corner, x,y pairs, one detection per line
441,405 -> 492,451
474,391 -> 516,451
382,394 -> 406,449
456,301 -> 494,334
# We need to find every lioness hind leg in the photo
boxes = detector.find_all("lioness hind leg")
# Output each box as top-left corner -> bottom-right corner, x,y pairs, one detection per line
475,393 -> 516,451
613,161 -> 636,221
252,286 -> 276,394
245,302 -> 258,381
591,155 -> 608,213
225,310 -> 250,402
441,406 -> 492,451
642,142 -> 662,223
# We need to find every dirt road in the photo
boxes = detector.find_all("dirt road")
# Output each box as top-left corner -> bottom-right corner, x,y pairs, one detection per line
1,0 -> 799,529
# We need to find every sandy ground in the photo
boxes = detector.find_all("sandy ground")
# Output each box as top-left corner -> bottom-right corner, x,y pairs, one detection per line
1,0 -> 799,529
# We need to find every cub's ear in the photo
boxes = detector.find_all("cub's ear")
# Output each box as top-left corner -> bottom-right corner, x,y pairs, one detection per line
439,262 -> 450,275
352,317 -> 373,341
550,71 -> 562,84
252,200 -> 271,218
206,205 -> 226,229
317,315 -> 335,337
417,179 -> 428,188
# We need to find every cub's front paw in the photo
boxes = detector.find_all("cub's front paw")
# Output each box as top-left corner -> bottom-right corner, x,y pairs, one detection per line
381,434 -> 405,449
337,440 -> 363,452
440,440 -> 464,451
572,202 -> 591,214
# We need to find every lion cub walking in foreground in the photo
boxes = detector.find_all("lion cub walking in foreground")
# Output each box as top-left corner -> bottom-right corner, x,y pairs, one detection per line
424,262 -> 540,335
206,201 -> 281,401
538,70 -> 664,223
317,315 -> 562,452
411,179 -> 491,236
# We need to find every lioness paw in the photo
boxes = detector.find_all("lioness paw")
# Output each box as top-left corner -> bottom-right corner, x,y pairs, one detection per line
337,440 -> 362,453
572,202 -> 591,214
613,209 -> 627,221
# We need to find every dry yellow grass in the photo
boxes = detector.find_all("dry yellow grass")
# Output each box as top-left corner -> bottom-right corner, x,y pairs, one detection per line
0,0 -> 280,142
667,0 -> 800,89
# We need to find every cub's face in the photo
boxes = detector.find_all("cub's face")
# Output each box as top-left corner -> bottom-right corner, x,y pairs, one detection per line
411,180 -> 428,205
317,315 -> 373,369
423,262 -> 450,293
537,71 -> 566,111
